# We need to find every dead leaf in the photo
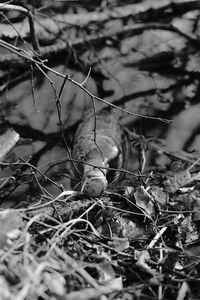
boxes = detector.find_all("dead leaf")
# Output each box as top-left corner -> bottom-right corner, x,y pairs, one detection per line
178,216 -> 198,244
135,250 -> 157,277
148,186 -> 168,209
134,186 -> 156,218
161,251 -> 179,271
164,170 -> 200,194
120,217 -> 148,240
97,259 -> 116,282
95,208 -> 123,238
110,237 -> 129,252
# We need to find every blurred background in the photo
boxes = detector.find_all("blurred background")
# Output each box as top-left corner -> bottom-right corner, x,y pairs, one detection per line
1,0 -> 200,205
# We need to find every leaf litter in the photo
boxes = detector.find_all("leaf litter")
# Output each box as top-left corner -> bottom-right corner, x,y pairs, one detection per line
2,118 -> 200,299
1,151 -> 200,300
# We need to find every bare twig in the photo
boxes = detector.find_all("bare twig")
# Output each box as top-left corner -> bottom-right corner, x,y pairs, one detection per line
0,38 -> 171,123
0,3 -> 40,51
30,63 -> 40,112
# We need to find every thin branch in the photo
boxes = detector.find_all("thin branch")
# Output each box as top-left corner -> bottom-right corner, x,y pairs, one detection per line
1,21 -> 200,67
0,38 -> 171,123
112,78 -> 194,107
0,3 -> 40,52
35,63 -> 80,176
30,63 -> 39,112
1,1 -> 199,42
80,67 -> 92,86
